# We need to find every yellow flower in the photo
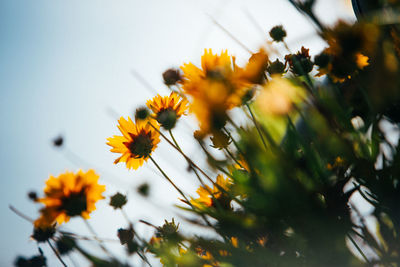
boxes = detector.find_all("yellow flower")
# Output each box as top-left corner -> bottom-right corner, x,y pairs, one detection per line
34,170 -> 105,228
191,175 -> 232,209
235,48 -> 269,84
256,75 -> 306,116
231,237 -> 238,248
107,117 -> 160,170
146,92 -> 189,130
315,20 -> 377,82
180,49 -> 251,132
315,51 -> 369,83
355,53 -> 369,69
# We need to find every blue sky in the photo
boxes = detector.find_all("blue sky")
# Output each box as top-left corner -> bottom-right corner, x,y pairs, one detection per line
0,0 -> 353,265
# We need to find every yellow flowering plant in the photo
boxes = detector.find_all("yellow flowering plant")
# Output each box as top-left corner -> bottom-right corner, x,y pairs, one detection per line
13,0 -> 400,266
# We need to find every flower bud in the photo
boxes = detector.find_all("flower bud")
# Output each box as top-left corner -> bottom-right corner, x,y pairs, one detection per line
267,59 -> 286,75
269,25 -> 287,42
162,68 -> 182,85
109,192 -> 127,209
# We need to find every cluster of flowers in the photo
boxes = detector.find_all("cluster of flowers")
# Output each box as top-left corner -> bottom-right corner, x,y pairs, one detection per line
16,0 -> 400,266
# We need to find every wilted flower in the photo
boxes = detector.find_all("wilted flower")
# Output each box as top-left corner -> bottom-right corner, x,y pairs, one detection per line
107,117 -> 160,170
34,170 -> 105,227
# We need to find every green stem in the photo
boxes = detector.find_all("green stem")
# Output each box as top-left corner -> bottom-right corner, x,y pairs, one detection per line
222,127 -> 245,158
121,209 -> 132,227
149,156 -> 188,202
148,122 -> 214,183
149,156 -> 214,228
83,219 -> 114,259
225,148 -> 243,168
169,129 -> 181,151
347,233 -> 370,263
169,130 -> 226,212
246,103 -> 268,150
47,240 -> 68,267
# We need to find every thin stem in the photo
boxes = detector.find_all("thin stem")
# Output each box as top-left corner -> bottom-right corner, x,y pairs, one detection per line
149,123 -> 242,210
148,122 -> 213,183
208,15 -> 252,54
149,156 -> 189,202
83,219 -> 114,259
347,233 -> 370,263
246,103 -> 268,150
168,130 -> 215,201
169,129 -> 181,151
149,156 -> 214,228
121,209 -> 132,227
137,251 -> 152,267
222,127 -> 245,158
9,205 -> 34,223
225,148 -> 243,168
47,240 -> 68,267
197,141 -> 234,179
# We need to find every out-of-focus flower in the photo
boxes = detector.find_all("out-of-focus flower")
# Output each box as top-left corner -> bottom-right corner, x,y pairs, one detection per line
323,20 -> 378,57
56,235 -> 76,255
135,106 -> 150,121
31,226 -> 55,242
256,75 -> 306,116
210,130 -> 231,150
107,117 -> 160,170
34,170 -> 105,227
163,68 -> 182,86
326,156 -> 345,170
315,51 -> 369,82
146,92 -> 189,130
137,183 -> 150,197
118,228 -> 134,245
191,175 -> 232,209
180,49 -> 251,132
267,58 -> 286,75
109,192 -> 127,209
285,46 -> 314,75
52,135 -> 64,148
231,237 -> 239,248
269,25 -> 287,42
315,21 -> 378,82
15,255 -> 47,267
236,48 -> 269,84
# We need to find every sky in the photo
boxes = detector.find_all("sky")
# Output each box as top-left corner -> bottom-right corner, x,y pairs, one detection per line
0,0 -> 354,266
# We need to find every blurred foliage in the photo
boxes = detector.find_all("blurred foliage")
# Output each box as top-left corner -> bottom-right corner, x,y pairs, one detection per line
14,0 -> 400,266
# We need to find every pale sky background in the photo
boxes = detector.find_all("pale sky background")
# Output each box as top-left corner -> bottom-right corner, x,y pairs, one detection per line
0,0 -> 355,266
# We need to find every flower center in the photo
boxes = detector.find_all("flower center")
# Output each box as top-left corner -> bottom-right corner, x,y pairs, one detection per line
129,132 -> 154,158
61,189 -> 87,217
